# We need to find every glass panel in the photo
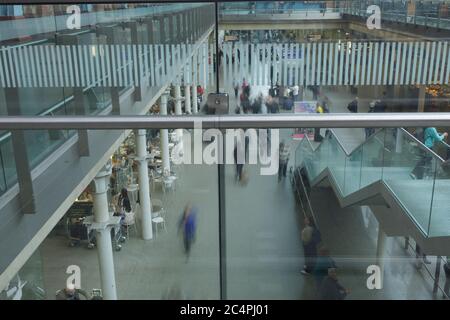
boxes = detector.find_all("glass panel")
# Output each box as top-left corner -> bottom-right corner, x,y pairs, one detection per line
0,249 -> 46,300
0,135 -> 17,188
383,128 -> 436,235
429,159 -> 450,237
225,127 -> 303,298
344,146 -> 362,196
327,134 -> 346,194
24,130 -> 68,169
360,129 -> 385,189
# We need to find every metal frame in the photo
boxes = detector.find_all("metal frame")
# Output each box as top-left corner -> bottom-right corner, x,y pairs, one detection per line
2,113 -> 450,130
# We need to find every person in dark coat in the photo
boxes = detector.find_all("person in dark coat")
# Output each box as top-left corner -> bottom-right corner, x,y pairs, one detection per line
313,247 -> 336,289
301,217 -> 321,274
319,268 -> 349,300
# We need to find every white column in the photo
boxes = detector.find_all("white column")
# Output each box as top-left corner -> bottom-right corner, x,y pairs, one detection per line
92,164 -> 117,300
185,85 -> 191,114
134,129 -> 153,240
376,227 -> 387,290
160,91 -> 171,174
174,85 -> 184,153
192,84 -> 198,114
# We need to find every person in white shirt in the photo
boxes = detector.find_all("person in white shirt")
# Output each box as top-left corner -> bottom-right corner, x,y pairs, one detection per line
292,85 -> 300,101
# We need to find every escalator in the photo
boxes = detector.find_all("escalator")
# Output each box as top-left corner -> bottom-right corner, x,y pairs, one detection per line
294,128 -> 450,255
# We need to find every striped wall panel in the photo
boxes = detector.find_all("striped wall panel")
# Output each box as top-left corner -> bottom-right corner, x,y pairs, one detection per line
1,41 -> 449,88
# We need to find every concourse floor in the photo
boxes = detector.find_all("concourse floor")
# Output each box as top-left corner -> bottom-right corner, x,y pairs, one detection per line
38,127 -> 440,299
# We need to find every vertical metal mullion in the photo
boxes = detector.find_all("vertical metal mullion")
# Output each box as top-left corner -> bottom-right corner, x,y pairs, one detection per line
12,47 -> 21,87
422,42 -> 431,85
372,42 -> 379,85
306,43 -> 311,85
121,44 -> 127,86
411,42 -> 419,84
440,42 -> 448,84
377,42 -> 384,85
143,44 -> 149,86
127,45 -> 133,87
338,42 -> 344,86
95,45 -> 101,87
0,47 -> 6,87
2,47 -> 11,87
361,42 -> 367,86
133,44 -> 138,87
71,45 -> 79,87
428,42 -> 436,84
356,42 -> 362,85
399,42 -> 407,85
110,44 -> 117,87
61,45 -> 69,87
45,46 -> 53,87
317,42 -> 322,85
105,44 -> 112,87
17,47 -> 27,88
389,42 -> 396,85
366,42 -> 373,85
66,45 -> 75,87
311,43 -> 316,85
433,42 -> 442,84
300,43 -> 305,87
89,45 -> 96,87
328,42 -> 338,85
445,42 -> 450,85
417,42 -> 425,85
56,46 -> 64,88
405,42 -> 413,85
323,43 -> 328,86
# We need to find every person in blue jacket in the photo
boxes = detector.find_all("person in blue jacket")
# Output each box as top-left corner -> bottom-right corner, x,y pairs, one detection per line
179,204 -> 198,261
410,127 -> 448,179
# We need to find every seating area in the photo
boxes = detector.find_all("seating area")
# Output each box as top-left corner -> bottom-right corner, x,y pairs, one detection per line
105,127 -> 182,242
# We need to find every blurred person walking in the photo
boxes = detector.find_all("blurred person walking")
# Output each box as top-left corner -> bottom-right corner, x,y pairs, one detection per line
319,268 -> 350,300
178,204 -> 198,261
301,217 -> 321,275
278,140 -> 290,182
313,247 -> 336,289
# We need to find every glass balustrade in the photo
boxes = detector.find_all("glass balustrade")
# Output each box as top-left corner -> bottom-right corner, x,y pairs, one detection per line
295,127 -> 450,238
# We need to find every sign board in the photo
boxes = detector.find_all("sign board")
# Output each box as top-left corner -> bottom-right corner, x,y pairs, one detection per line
294,101 -> 317,114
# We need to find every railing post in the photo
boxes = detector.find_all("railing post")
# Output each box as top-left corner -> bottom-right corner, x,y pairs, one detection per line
433,256 -> 442,295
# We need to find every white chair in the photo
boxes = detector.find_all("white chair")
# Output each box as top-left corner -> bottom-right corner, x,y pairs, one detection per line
151,199 -> 165,219
162,175 -> 177,193
151,198 -> 166,237
123,211 -> 137,239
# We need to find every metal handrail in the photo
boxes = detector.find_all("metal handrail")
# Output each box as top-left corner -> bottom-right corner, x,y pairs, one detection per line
297,168 -> 318,228
2,113 -> 450,130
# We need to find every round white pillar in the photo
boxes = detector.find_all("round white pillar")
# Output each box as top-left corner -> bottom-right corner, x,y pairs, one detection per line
185,85 -> 192,114
92,164 -> 117,300
160,92 -> 171,173
134,129 -> 153,240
